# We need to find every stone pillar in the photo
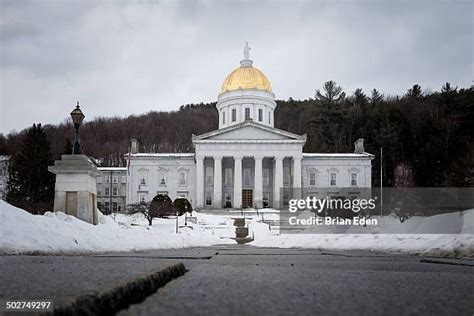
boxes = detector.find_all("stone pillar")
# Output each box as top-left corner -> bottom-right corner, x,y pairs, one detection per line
273,156 -> 284,209
213,156 -> 222,209
48,154 -> 99,225
196,155 -> 204,208
293,156 -> 302,199
254,156 -> 263,208
233,156 -> 243,209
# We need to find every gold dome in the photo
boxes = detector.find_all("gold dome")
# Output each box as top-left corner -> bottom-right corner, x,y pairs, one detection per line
221,65 -> 272,93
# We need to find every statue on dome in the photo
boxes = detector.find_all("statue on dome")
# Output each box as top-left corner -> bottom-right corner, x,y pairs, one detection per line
243,42 -> 251,60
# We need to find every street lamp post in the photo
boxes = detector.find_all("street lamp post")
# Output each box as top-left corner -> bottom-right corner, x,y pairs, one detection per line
70,102 -> 85,154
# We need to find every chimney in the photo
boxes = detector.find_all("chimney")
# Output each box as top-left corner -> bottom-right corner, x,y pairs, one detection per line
131,139 -> 139,154
354,138 -> 365,154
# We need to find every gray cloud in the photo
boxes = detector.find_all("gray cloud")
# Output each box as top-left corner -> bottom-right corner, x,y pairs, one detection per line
1,0 -> 472,134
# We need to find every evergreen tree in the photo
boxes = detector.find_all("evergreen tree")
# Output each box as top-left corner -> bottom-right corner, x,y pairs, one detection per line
406,84 -> 423,98
369,89 -> 384,106
352,88 -> 368,108
315,80 -> 346,107
0,134 -> 7,155
6,124 -> 55,213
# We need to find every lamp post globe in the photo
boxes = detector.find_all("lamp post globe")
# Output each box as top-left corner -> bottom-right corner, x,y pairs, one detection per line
70,101 -> 85,154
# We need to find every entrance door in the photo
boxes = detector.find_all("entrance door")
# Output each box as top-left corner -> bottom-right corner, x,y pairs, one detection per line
242,189 -> 253,208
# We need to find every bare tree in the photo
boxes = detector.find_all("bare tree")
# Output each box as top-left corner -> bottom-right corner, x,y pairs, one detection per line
127,201 -> 156,226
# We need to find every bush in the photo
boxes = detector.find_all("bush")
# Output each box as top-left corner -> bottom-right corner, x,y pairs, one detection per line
173,198 -> 193,215
150,194 -> 177,218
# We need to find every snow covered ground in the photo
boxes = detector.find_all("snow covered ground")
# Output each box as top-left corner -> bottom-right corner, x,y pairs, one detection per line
1,200 -> 473,258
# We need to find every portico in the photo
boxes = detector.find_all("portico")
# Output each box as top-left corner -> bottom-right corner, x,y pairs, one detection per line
194,154 -> 303,209
192,120 -> 306,209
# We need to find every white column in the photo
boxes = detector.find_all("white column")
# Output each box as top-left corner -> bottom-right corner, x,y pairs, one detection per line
213,156 -> 222,209
273,156 -> 284,209
196,156 -> 204,208
293,156 -> 302,199
233,156 -> 243,209
254,156 -> 263,208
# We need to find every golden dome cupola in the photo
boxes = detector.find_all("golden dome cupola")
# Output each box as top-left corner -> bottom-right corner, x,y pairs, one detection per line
220,61 -> 272,93
217,43 -> 277,129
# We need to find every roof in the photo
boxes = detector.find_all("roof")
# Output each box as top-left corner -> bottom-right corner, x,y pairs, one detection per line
221,63 -> 272,93
97,167 -> 127,171
303,153 -> 374,159
126,153 -> 195,158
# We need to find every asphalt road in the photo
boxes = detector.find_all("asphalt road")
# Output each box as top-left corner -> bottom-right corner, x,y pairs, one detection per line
1,247 -> 473,315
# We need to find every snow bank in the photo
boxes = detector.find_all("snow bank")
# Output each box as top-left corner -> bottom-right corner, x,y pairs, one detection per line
1,200 -> 473,258
249,209 -> 474,258
0,200 -> 233,255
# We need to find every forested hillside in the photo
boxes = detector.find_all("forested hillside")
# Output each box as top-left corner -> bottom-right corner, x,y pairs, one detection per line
1,82 -> 473,187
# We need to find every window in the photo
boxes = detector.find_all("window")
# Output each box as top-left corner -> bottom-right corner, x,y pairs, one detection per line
224,168 -> 233,186
112,202 -> 118,212
330,173 -> 337,186
243,168 -> 252,186
206,166 -> 213,185
222,111 -> 225,124
263,168 -> 270,186
258,109 -> 263,122
232,109 -> 236,122
309,172 -> 316,186
112,175 -> 118,183
105,187 -> 110,196
283,166 -> 291,186
97,176 -> 102,184
139,194 -> 146,202
104,202 -> 110,211
139,171 -> 147,185
158,170 -> 166,185
97,202 -> 103,210
179,171 -> 187,186
245,108 -> 250,120
351,173 -> 358,186
113,187 -> 118,196
121,175 -> 126,183
105,175 -> 110,183
268,111 -> 271,124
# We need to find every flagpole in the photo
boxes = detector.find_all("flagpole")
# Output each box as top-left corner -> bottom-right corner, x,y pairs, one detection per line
380,147 -> 383,216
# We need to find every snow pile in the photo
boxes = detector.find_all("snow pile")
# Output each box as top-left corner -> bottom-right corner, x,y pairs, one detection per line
1,200 -> 473,258
249,209 -> 474,258
0,200 -> 234,255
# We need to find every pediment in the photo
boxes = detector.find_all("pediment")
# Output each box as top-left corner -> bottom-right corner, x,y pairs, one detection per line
192,121 -> 305,142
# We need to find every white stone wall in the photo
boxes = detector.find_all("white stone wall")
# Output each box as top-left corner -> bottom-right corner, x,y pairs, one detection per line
217,89 -> 276,129
301,156 -> 372,189
127,155 -> 196,206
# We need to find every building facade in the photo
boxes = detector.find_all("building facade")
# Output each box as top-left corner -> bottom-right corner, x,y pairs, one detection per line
96,167 -> 127,214
126,46 -> 374,209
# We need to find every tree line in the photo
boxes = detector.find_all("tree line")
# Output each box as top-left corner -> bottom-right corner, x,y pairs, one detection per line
2,81 -> 473,212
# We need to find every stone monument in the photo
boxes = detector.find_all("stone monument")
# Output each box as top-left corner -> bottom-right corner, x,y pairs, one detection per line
48,154 -> 99,225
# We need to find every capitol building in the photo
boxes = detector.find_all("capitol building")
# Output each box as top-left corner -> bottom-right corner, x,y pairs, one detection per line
125,45 -> 374,210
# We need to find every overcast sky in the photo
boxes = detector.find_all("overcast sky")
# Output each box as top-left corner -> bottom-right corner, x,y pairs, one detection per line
0,0 -> 472,134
